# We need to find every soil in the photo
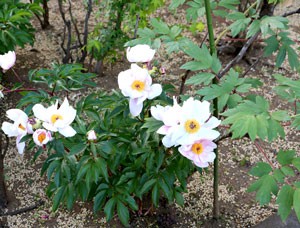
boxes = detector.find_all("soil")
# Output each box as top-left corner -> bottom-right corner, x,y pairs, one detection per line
0,0 -> 299,227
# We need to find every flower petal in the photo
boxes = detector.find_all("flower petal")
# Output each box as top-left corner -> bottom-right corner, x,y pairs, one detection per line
16,135 -> 25,155
129,98 -> 143,117
1,122 -> 18,137
148,84 -> 162,99
58,126 -> 76,137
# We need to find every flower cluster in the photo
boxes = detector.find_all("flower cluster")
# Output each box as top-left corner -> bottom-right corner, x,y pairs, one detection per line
118,45 -> 162,117
151,97 -> 220,168
1,98 -> 76,154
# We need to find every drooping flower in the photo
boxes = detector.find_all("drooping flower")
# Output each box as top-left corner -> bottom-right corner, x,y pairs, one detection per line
0,51 -> 16,71
151,97 -> 182,147
126,44 -> 155,63
33,129 -> 52,146
32,98 -> 77,137
178,139 -> 216,168
118,64 -> 162,116
1,109 -> 32,154
170,97 -> 220,145
87,130 -> 97,141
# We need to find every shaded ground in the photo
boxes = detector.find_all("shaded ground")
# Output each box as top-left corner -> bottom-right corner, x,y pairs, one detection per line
0,0 -> 299,227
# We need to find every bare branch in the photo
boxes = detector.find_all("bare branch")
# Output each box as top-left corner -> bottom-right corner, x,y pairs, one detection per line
282,7 -> 300,17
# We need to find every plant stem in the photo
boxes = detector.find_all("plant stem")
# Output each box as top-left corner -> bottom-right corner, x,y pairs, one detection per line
204,0 -> 219,220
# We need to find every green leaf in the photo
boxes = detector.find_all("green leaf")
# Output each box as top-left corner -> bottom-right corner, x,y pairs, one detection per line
117,201 -> 129,227
229,18 -> 251,37
150,18 -> 169,35
273,169 -> 285,183
263,35 -> 279,56
247,175 -> 278,205
281,166 -> 295,177
246,20 -> 260,38
249,162 -> 272,177
52,186 -> 66,212
293,188 -> 300,222
104,198 -> 116,222
276,185 -> 294,221
69,143 -> 87,156
292,157 -> 300,171
139,179 -> 156,196
276,46 -> 286,67
277,150 -> 295,166
180,61 -> 210,71
271,110 -> 291,121
142,117 -> 163,133
186,72 -> 215,85
125,196 -> 138,211
152,183 -> 159,207
175,191 -> 184,207
286,46 -> 300,70
93,191 -> 107,212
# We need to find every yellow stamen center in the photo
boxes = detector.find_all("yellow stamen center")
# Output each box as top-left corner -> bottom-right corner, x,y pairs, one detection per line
131,80 -> 145,92
184,119 -> 200,134
18,124 -> 26,131
191,143 -> 204,155
51,114 -> 63,124
38,132 -> 46,143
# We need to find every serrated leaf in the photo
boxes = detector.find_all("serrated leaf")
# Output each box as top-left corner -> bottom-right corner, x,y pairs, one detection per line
293,188 -> 300,222
271,110 -> 291,121
150,18 -> 169,35
249,162 -> 272,177
281,166 -> 295,177
276,185 -> 294,221
186,72 -> 215,85
276,46 -> 286,67
273,169 -> 285,183
277,150 -> 295,166
247,175 -> 278,205
292,157 -> 300,171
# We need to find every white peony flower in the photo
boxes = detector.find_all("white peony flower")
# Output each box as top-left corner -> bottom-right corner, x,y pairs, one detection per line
126,45 -> 155,63
118,64 -> 162,116
1,109 -> 31,154
0,51 -> 16,71
32,98 -> 77,137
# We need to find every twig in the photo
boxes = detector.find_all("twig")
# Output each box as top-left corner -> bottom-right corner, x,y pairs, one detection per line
215,132 -> 232,143
282,7 -> 300,17
79,0 -> 92,63
241,55 -> 262,78
11,68 -> 22,82
216,2 -> 296,80
0,200 -> 44,216
217,31 -> 260,79
254,139 -> 275,169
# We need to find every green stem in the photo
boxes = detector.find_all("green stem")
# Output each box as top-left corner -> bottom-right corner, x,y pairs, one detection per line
204,0 -> 220,220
